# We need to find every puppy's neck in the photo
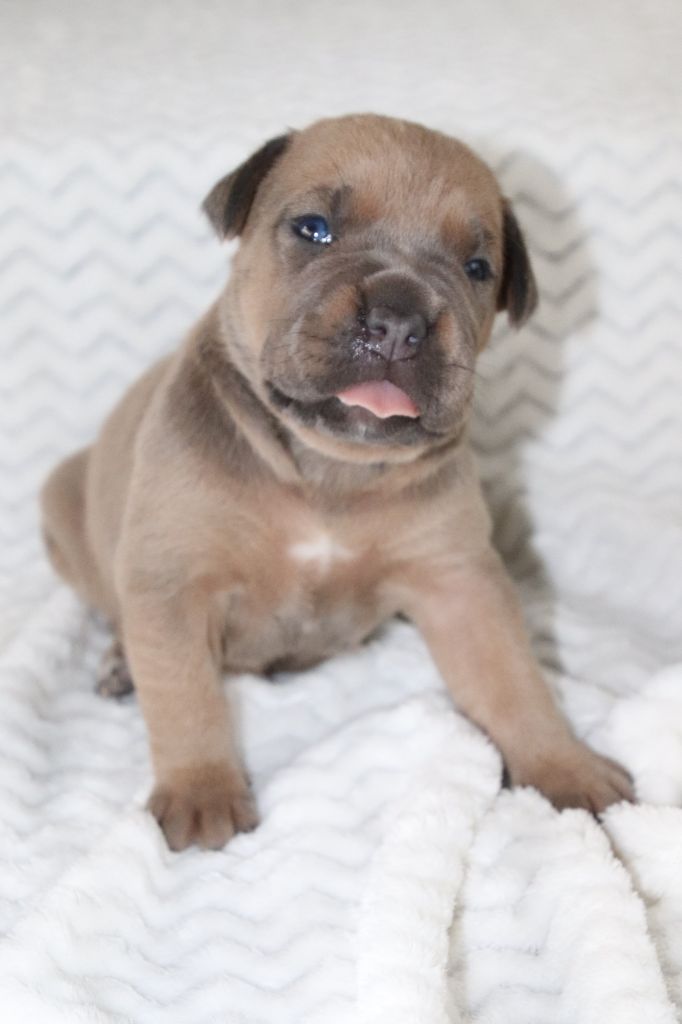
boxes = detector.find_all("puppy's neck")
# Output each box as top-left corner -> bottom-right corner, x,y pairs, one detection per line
283,428 -> 465,509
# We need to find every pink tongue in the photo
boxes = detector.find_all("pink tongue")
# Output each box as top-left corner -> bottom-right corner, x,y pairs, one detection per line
336,380 -> 419,419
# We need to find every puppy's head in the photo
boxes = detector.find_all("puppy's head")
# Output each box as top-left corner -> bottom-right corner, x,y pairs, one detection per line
204,114 -> 537,463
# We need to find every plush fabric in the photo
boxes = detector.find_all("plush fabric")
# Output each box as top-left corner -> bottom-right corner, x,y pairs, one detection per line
1,1 -> 681,1020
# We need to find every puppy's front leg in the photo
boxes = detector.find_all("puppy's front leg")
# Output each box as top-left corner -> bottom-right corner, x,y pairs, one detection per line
404,551 -> 633,812
122,591 -> 257,851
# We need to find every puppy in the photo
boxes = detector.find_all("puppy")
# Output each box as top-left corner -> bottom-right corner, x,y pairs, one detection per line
41,114 -> 633,850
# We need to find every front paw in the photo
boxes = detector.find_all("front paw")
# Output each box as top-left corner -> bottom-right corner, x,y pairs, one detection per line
508,741 -> 635,814
148,763 -> 258,851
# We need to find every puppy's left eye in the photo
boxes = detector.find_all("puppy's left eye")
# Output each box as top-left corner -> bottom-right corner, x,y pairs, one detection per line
464,258 -> 492,282
292,214 -> 333,245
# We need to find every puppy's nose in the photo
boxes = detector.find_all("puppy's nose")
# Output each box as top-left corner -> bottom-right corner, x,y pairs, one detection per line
365,306 -> 427,361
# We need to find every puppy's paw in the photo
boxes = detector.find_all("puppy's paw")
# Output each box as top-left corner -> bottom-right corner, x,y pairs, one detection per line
148,763 -> 258,851
96,640 -> 134,699
509,741 -> 635,814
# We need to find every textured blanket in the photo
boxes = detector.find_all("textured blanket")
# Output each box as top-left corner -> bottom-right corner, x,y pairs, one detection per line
2,1 -> 682,1021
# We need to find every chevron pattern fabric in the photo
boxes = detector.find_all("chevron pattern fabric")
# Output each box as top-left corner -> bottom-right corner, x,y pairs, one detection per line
2,1 -> 682,1020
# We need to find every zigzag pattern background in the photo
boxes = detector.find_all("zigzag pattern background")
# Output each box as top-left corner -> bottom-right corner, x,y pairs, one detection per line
2,1 -> 682,1019
2,135 -> 681,573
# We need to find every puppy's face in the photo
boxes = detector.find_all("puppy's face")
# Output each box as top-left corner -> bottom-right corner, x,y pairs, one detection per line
204,115 -> 537,463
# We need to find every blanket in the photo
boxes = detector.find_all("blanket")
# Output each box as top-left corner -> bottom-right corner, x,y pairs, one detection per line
1,1 -> 681,1020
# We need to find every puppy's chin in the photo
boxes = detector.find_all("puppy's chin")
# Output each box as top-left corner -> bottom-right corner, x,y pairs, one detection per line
266,383 -> 455,464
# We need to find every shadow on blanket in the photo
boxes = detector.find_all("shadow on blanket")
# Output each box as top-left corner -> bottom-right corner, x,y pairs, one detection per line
470,145 -> 599,683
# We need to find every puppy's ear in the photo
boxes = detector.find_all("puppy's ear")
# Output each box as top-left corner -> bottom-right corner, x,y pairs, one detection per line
202,134 -> 291,239
497,201 -> 538,327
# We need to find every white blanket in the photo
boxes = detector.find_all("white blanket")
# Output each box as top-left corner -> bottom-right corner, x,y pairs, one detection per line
2,1 -> 682,1020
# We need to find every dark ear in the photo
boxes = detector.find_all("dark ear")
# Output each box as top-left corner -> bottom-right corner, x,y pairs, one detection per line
497,201 -> 538,327
202,134 -> 291,239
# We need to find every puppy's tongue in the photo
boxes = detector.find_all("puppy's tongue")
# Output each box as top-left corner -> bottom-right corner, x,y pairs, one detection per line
336,380 -> 419,419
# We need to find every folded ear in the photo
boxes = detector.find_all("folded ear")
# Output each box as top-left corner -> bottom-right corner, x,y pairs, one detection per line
202,133 -> 291,239
497,201 -> 538,327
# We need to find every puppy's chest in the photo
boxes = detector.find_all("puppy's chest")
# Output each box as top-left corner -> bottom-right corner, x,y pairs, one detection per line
216,524 -> 390,674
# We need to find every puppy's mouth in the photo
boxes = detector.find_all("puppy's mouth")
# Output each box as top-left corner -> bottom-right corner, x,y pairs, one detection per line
266,380 -> 431,445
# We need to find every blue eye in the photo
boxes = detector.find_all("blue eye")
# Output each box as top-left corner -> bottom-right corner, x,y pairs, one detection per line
464,258 -> 492,282
292,214 -> 333,245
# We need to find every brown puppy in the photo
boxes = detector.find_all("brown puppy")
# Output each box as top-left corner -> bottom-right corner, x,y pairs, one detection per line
41,115 -> 633,851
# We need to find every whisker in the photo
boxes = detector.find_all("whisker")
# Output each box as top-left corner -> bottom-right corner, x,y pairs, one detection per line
440,361 -> 478,375
300,334 -> 334,344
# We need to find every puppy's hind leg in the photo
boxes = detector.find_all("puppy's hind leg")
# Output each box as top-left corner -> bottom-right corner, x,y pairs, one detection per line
41,447 -> 117,619
96,638 -> 135,699
41,448 -> 91,589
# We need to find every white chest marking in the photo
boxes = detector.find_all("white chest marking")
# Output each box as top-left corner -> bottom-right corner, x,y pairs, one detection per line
288,532 -> 354,573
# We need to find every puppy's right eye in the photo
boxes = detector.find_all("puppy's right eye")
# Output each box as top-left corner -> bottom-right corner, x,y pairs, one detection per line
291,214 -> 333,245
